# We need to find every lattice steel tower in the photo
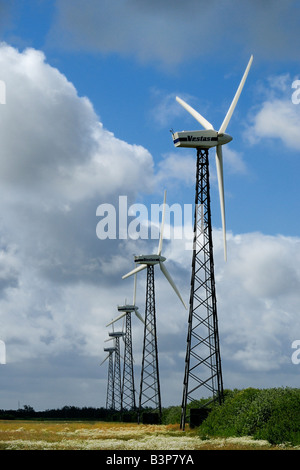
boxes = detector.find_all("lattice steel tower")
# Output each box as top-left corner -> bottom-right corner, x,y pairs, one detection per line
108,331 -> 124,411
138,264 -> 161,422
122,190 -> 187,424
118,306 -> 136,411
102,346 -> 116,410
106,275 -> 146,412
180,149 -> 224,429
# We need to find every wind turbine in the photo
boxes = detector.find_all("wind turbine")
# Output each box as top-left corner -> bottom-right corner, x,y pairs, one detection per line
172,56 -> 253,430
103,327 -> 125,412
122,189 -> 186,424
106,274 -> 145,329
101,345 -> 116,410
106,274 -> 143,411
108,330 -> 125,412
122,190 -> 187,309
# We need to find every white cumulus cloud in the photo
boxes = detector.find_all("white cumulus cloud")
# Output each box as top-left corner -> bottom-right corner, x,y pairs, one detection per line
0,43 -> 154,369
246,74 -> 300,150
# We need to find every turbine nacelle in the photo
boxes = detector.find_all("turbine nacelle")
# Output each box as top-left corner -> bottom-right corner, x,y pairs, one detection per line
108,331 -> 125,338
101,346 -> 116,365
117,304 -> 138,312
172,130 -> 232,149
134,254 -> 166,265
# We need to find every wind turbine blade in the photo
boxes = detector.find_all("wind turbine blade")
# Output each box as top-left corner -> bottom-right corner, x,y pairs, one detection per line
133,273 -> 137,305
218,55 -> 253,134
106,312 -> 126,327
104,337 -> 114,342
216,145 -> 227,261
135,309 -> 145,325
122,263 -> 147,280
159,261 -> 187,309
135,310 -> 153,334
176,96 -> 214,131
157,189 -> 167,256
100,354 -> 109,366
122,317 -> 125,342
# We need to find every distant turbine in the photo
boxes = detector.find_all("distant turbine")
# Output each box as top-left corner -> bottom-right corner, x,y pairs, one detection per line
122,190 -> 186,309
122,190 -> 186,424
106,331 -> 125,412
106,274 -> 143,411
101,345 -> 116,410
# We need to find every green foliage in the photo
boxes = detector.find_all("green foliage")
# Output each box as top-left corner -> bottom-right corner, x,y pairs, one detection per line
162,405 -> 181,424
162,397 -> 211,426
198,387 -> 300,445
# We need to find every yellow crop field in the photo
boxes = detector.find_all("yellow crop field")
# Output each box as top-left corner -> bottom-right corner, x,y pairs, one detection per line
0,420 -> 288,450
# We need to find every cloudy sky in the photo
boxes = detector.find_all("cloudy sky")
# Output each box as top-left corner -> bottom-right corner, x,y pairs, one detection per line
0,0 -> 300,411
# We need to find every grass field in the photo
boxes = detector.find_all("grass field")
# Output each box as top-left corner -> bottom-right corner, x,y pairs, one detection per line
0,420 -> 296,450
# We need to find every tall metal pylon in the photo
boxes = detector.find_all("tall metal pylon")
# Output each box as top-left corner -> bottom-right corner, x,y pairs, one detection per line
102,347 -> 116,410
138,264 -> 162,423
122,191 -> 186,424
106,274 -> 146,412
119,308 -> 136,411
181,148 -> 224,430
108,331 -> 124,412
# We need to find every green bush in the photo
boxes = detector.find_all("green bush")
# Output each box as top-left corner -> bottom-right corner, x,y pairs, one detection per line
162,406 -> 181,424
198,387 -> 300,445
198,388 -> 260,437
162,398 -> 210,425
252,388 -> 300,445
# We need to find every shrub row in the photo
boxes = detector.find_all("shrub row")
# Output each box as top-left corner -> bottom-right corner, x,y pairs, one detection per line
196,387 -> 300,445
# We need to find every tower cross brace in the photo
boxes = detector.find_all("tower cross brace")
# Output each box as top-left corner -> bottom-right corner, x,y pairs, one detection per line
181,148 -> 224,430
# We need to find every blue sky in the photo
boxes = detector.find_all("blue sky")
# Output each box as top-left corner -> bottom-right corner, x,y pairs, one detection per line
0,0 -> 300,411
